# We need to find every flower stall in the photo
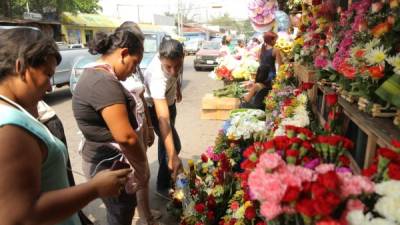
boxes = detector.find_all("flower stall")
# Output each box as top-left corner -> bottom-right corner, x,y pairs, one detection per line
292,0 -> 400,168
172,0 -> 400,224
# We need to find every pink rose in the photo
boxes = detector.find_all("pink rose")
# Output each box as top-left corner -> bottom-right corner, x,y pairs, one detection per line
260,202 -> 283,220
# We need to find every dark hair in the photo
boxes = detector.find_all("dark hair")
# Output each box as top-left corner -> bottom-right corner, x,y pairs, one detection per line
158,38 -> 184,60
255,64 -> 271,87
0,28 -> 61,81
263,31 -> 278,46
116,21 -> 145,43
88,29 -> 144,56
221,35 -> 230,45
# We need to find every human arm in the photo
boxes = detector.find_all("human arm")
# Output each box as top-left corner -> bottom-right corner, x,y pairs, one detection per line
273,48 -> 283,70
141,93 -> 155,147
153,98 -> 182,179
242,83 -> 263,103
176,73 -> 182,103
0,125 -> 130,225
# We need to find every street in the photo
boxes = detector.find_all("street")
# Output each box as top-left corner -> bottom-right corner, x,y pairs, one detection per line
44,56 -> 223,224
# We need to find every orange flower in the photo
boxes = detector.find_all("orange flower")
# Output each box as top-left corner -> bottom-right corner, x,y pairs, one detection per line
368,65 -> 385,79
355,49 -> 365,58
371,22 -> 391,38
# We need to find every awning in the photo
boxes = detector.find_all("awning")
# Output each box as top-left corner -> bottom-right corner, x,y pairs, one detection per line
62,12 -> 120,28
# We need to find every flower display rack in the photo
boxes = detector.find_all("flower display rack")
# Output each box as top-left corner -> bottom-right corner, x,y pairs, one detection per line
311,84 -> 400,170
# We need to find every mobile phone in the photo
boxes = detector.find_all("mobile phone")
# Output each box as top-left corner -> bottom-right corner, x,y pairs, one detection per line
111,156 -> 130,170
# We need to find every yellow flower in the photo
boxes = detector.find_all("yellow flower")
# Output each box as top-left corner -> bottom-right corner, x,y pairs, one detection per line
244,201 -> 252,209
366,45 -> 387,65
387,54 -> 400,75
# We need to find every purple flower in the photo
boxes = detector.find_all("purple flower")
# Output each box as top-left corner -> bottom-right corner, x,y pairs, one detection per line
336,167 -> 352,173
314,56 -> 329,69
304,158 -> 321,169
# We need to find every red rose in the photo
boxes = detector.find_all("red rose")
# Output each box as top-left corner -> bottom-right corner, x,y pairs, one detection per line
297,128 -> 314,139
244,206 -> 257,220
274,136 -> 290,150
339,155 -> 350,166
241,159 -> 257,171
296,199 -> 316,217
287,149 -> 300,158
313,198 -> 333,216
243,146 -> 256,158
343,138 -> 354,150
194,203 -> 206,213
207,195 -> 216,208
318,171 -> 340,190
283,186 -> 301,202
379,148 -> 399,161
325,192 -> 341,208
201,154 -> 209,163
368,65 -> 385,79
328,111 -> 337,120
302,82 -> 315,90
263,141 -> 275,151
392,139 -> 400,149
317,219 -> 341,225
301,142 -> 313,151
362,164 -> 377,177
231,201 -> 240,211
388,163 -> 400,180
355,49 -> 365,58
207,211 -> 215,220
311,183 -> 327,199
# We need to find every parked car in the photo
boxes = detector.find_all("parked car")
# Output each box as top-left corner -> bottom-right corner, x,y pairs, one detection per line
69,31 -> 167,94
184,39 -> 201,55
194,41 -> 221,71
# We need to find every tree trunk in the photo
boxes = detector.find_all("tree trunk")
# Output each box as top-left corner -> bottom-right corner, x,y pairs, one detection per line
1,0 -> 12,18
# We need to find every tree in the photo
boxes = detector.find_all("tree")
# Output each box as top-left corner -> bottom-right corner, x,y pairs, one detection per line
0,0 -> 101,19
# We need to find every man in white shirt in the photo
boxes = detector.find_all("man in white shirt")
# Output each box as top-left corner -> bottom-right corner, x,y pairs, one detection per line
144,38 -> 184,199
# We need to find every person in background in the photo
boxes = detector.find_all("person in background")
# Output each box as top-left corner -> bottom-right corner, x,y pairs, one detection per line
0,27 -> 130,225
247,37 -> 261,49
234,39 -> 246,59
144,38 -> 184,200
240,64 -> 272,110
115,21 -> 162,225
72,28 -> 146,225
219,35 -> 232,57
259,31 -> 283,81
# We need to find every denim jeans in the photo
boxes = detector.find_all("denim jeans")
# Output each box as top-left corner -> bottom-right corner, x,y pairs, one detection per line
148,103 -> 181,190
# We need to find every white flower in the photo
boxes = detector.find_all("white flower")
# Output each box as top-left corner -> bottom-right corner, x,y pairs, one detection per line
369,218 -> 397,225
365,39 -> 381,52
347,210 -> 369,225
374,195 -> 400,223
375,180 -> 400,197
366,45 -> 388,65
387,53 -> 400,75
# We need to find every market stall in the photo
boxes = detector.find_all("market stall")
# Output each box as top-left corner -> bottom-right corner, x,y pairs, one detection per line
170,0 -> 400,224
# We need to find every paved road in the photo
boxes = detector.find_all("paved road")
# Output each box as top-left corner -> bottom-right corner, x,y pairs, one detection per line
44,56 -> 223,224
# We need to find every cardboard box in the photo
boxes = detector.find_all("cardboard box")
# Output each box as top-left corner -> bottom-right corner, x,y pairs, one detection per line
201,93 -> 240,120
202,93 -> 240,110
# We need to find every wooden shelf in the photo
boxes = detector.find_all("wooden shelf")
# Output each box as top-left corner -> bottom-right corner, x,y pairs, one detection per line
294,64 -> 399,169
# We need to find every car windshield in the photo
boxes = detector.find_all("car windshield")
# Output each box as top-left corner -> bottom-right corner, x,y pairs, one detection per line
202,42 -> 220,50
144,33 -> 158,53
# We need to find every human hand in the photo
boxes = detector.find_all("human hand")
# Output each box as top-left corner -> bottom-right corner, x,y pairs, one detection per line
176,90 -> 182,103
168,155 -> 183,181
90,168 -> 131,197
147,127 -> 155,147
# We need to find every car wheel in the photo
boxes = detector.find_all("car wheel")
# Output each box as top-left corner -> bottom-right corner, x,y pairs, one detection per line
194,66 -> 201,71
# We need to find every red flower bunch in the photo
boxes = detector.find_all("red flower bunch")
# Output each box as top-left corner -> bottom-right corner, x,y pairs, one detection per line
313,135 -> 353,166
362,139 -> 400,182
215,65 -> 233,81
296,171 -> 343,220
325,93 -> 338,107
301,82 -> 315,91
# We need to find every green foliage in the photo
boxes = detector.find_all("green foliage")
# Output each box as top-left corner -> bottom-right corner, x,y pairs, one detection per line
0,0 -> 101,18
209,14 -> 253,35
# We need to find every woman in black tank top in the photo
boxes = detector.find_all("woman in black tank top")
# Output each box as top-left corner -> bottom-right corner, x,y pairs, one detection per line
259,31 -> 283,81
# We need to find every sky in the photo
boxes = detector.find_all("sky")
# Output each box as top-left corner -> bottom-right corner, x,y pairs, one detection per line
99,0 -> 249,23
